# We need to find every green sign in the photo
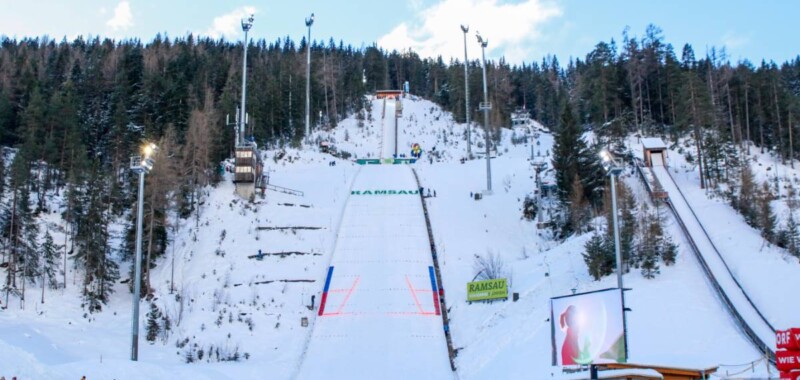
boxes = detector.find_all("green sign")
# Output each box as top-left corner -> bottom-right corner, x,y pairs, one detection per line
356,159 -> 382,165
351,190 -> 419,195
355,158 -> 417,165
467,278 -> 508,302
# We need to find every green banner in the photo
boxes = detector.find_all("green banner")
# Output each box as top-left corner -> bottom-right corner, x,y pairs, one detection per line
467,278 -> 508,302
356,159 -> 382,165
355,158 -> 417,165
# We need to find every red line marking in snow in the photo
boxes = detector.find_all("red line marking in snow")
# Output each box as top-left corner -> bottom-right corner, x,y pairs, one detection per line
405,275 -> 425,314
334,276 -> 360,315
386,311 -> 436,316
320,312 -> 360,317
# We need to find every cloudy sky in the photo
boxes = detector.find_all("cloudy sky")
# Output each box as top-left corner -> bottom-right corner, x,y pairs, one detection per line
2,0 -> 797,65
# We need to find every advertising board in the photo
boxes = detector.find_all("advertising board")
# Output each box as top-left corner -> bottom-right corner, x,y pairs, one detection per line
550,288 -> 626,366
466,278 -> 508,302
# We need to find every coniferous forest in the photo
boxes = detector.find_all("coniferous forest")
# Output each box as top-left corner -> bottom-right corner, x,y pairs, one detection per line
1,24 -> 799,309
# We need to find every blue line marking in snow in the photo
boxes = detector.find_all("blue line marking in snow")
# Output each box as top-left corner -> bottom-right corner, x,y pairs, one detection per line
323,266 -> 334,292
428,266 -> 437,291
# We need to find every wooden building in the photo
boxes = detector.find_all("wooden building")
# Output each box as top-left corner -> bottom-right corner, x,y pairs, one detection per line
375,90 -> 402,99
642,138 -> 667,167
599,362 -> 718,380
234,143 -> 261,183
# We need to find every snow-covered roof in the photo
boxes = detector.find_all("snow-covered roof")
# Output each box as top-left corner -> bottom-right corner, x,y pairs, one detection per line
641,137 -> 666,150
557,368 -> 663,380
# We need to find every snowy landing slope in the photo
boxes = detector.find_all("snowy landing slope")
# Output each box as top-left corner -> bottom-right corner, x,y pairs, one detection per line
296,165 -> 452,379
653,165 -> 776,352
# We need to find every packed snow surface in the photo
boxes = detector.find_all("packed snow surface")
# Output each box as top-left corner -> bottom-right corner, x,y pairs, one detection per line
296,165 -> 451,379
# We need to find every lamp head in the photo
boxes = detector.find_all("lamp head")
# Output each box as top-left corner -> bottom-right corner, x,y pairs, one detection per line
460,24 -> 469,33
241,14 -> 254,32
599,150 -> 623,175
306,13 -> 315,27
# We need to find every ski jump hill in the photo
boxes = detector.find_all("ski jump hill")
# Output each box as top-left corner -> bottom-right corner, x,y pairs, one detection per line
297,96 -> 452,379
648,160 -> 777,361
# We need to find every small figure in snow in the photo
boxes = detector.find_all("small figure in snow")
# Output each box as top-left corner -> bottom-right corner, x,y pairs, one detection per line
470,192 -> 473,198
256,249 -> 264,261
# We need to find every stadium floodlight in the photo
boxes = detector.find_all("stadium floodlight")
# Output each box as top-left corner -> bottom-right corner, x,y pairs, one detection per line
476,31 -> 492,194
305,13 -> 315,143
130,142 -> 158,361
599,149 -> 629,359
600,150 -> 624,290
239,14 -> 254,146
461,24 -> 472,158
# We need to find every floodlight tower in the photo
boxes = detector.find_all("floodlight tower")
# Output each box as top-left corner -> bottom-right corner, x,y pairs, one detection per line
600,149 -> 628,359
461,24 -> 472,158
130,143 -> 158,361
600,150 -> 624,290
476,31 -> 492,194
239,14 -> 254,146
305,13 -> 315,143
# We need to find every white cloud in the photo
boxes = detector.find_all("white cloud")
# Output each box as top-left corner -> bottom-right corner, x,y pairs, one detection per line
204,6 -> 258,40
106,1 -> 133,31
378,0 -> 562,64
722,31 -> 750,50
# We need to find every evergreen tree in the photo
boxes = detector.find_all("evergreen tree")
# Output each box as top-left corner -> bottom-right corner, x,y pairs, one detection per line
583,232 -> 614,281
638,206 -> 662,278
73,164 -> 119,312
757,181 -> 777,243
661,235 -> 678,266
733,160 -> 758,227
41,230 -> 61,290
604,181 -> 637,268
1,152 -> 33,300
146,302 -> 162,342
17,184 -> 40,283
553,102 -> 583,204
568,174 -> 590,234
783,211 -> 800,259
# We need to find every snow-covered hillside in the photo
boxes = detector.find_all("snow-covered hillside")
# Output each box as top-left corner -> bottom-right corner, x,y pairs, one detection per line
1,95 -> 795,379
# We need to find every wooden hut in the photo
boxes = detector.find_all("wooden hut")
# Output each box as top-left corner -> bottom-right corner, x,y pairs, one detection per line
642,138 -> 667,167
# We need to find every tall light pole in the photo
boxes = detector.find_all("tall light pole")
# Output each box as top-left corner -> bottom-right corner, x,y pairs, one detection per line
476,32 -> 492,194
461,24 -> 472,158
130,143 -> 158,361
600,149 -> 628,360
600,150 -> 624,290
240,14 -> 254,146
305,13 -> 315,143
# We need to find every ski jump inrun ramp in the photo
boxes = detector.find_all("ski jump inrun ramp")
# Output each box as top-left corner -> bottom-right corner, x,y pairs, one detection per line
651,165 -> 776,360
297,98 -> 452,379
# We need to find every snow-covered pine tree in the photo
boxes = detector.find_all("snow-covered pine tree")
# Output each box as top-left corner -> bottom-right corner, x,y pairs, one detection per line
604,180 -> 637,269
583,232 -> 614,281
757,181 -> 776,243
731,160 -> 758,227
41,230 -> 61,290
783,211 -> 800,259
1,152 -> 33,302
73,165 -> 119,312
639,208 -> 662,279
17,185 -> 40,283
146,302 -> 162,342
